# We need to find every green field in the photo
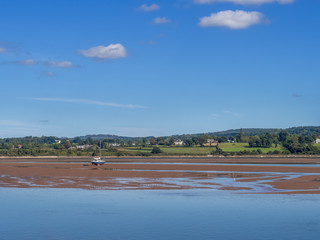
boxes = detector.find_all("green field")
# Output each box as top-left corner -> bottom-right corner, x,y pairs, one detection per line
219,143 -> 284,153
119,143 -> 283,156
313,144 -> 320,150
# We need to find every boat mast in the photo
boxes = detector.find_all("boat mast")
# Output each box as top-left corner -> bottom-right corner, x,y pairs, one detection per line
100,140 -> 102,158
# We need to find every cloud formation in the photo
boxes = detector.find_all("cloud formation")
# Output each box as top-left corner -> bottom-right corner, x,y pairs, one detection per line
1,59 -> 74,68
140,40 -> 158,45
199,10 -> 265,29
0,47 -> 6,54
194,0 -> 294,5
45,61 -> 73,68
154,17 -> 171,24
137,4 -> 160,12
20,59 -> 36,65
78,44 -> 128,60
41,71 -> 56,77
30,98 -> 146,109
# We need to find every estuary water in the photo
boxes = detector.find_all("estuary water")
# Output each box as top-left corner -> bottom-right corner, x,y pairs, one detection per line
1,188 -> 319,240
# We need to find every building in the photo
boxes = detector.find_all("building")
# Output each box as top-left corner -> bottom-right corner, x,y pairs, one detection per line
315,138 -> 320,144
205,139 -> 218,146
76,144 -> 94,150
109,143 -> 121,147
174,140 -> 184,146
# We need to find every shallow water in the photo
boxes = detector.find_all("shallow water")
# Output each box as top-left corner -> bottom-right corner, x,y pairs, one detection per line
1,188 -> 320,240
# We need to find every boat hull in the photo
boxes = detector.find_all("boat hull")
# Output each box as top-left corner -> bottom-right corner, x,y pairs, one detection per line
91,161 -> 105,166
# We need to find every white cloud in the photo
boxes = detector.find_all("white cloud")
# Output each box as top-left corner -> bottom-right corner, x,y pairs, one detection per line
1,59 -> 74,68
194,0 -> 294,5
78,44 -> 128,60
0,59 -> 35,65
154,17 -> 171,24
199,10 -> 265,29
30,97 -> 146,109
140,40 -> 158,45
41,71 -> 56,77
20,59 -> 36,65
137,4 -> 160,12
0,47 -> 7,53
45,61 -> 73,68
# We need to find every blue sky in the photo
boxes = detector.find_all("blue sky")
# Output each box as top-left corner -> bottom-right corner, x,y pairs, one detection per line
0,0 -> 319,137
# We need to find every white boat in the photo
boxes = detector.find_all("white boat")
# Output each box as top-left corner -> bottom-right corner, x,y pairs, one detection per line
91,157 -> 105,166
91,141 -> 105,166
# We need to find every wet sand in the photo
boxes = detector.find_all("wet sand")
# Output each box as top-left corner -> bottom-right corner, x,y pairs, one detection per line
1,157 -> 320,193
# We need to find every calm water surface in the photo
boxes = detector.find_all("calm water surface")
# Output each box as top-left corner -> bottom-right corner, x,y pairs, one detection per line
1,188 -> 319,240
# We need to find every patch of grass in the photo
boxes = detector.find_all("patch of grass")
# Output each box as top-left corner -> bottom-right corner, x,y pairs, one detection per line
117,143 -> 284,155
313,144 -> 320,150
160,147 -> 217,155
219,143 -> 283,153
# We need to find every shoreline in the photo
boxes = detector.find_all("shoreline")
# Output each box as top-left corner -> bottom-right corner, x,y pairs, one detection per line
1,157 -> 319,194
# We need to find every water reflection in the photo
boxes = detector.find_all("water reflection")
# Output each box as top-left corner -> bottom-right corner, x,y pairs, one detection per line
1,188 -> 320,240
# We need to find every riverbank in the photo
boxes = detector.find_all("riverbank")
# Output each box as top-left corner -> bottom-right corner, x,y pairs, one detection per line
0,157 -> 319,193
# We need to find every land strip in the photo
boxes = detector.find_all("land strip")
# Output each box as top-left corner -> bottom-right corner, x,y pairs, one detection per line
0,157 -> 320,193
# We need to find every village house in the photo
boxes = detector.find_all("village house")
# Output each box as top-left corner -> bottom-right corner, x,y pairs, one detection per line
174,140 -> 184,146
109,143 -> 121,147
205,139 -> 218,146
76,144 -> 94,150
315,138 -> 320,144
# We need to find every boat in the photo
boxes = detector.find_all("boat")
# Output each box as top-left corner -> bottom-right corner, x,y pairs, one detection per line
91,141 -> 105,166
91,157 -> 105,166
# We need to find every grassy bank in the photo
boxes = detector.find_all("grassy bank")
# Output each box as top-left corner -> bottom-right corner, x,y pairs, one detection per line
1,143 -> 318,157
118,143 -> 284,156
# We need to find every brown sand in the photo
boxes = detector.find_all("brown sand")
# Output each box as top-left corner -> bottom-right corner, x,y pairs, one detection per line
0,157 -> 320,193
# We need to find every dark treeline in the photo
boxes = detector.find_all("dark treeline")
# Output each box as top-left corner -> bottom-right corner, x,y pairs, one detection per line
0,127 -> 319,156
247,131 -> 319,154
172,126 -> 320,138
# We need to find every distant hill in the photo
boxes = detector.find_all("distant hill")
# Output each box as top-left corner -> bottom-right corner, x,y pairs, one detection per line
174,126 -> 320,138
209,127 -> 320,137
74,126 -> 320,140
75,134 -> 132,140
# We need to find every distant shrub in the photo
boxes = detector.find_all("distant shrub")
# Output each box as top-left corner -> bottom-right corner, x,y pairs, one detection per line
151,147 -> 163,154
281,150 -> 291,155
138,152 -> 152,156
273,150 -> 280,154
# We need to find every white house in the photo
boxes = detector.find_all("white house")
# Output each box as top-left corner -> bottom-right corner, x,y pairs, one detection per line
315,138 -> 320,144
109,143 -> 120,147
76,144 -> 93,150
174,140 -> 184,146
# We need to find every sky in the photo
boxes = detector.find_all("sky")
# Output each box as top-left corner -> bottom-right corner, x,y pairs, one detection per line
0,0 -> 319,138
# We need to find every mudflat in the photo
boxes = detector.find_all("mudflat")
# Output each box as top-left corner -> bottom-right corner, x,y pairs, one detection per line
1,157 -> 320,193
